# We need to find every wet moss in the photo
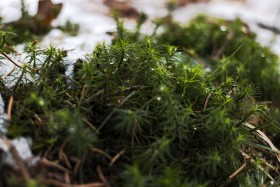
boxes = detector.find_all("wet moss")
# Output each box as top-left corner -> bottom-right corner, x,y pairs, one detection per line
0,9 -> 280,187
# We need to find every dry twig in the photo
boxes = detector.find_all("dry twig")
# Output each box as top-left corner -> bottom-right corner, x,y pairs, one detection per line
219,157 -> 247,187
97,165 -> 110,187
203,93 -> 212,111
39,178 -> 105,187
0,138 -> 31,182
6,96 -> 13,121
109,149 -> 126,167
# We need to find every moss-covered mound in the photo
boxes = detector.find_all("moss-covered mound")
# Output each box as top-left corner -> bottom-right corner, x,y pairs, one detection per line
0,9 -> 280,187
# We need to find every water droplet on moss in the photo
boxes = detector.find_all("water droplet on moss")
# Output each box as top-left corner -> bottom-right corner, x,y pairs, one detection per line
220,25 -> 227,31
68,127 -> 76,134
38,100 -> 45,106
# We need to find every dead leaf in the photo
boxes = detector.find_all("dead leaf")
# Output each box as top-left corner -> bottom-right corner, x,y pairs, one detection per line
36,0 -> 63,27
103,0 -> 140,19
2,0 -> 63,37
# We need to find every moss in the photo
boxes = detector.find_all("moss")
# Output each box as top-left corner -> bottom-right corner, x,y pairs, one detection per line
1,9 -> 280,187
155,15 -> 280,106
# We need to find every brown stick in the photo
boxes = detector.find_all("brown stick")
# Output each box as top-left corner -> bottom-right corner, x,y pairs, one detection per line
203,93 -> 212,111
70,157 -> 81,178
97,165 -> 110,187
228,159 -> 247,180
109,149 -> 126,167
219,157 -> 247,187
39,159 -> 69,172
39,178 -> 105,187
214,31 -> 234,59
90,148 -> 112,160
59,138 -> 72,169
82,118 -> 99,134
3,139 -> 31,182
6,96 -> 13,121
0,51 -> 22,68
2,66 -> 16,79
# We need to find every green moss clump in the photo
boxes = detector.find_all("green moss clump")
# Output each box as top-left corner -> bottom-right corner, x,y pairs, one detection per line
1,11 -> 280,187
156,15 -> 280,107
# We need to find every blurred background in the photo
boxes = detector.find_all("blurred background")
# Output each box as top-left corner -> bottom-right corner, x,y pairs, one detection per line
1,0 -> 280,55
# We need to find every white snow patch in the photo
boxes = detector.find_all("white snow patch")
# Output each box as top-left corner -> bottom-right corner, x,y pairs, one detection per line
0,94 -> 6,133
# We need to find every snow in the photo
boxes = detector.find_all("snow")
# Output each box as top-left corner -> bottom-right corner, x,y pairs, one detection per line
0,94 -> 36,168
3,137 -> 35,166
0,94 -> 6,133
